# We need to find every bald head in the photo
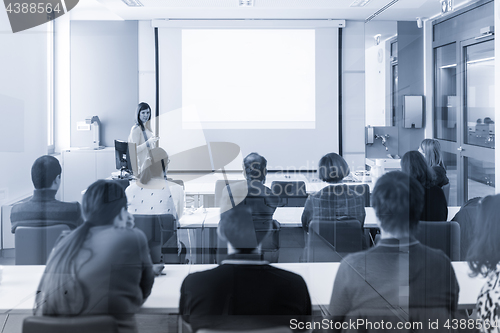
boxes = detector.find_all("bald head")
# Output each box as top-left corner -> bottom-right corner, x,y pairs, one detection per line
243,153 -> 267,182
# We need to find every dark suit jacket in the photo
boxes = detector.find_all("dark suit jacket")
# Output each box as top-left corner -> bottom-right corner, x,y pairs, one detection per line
10,189 -> 83,233
179,253 -> 312,332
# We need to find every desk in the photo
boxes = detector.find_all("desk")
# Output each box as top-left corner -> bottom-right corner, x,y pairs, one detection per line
0,262 -> 486,315
181,206 -> 462,230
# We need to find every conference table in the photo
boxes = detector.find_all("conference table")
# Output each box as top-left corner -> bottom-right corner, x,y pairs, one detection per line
0,262 -> 485,316
180,206 -> 462,230
179,206 -> 461,263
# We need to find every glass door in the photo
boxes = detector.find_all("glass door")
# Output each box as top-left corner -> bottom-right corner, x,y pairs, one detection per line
434,37 -> 495,205
461,38 -> 495,201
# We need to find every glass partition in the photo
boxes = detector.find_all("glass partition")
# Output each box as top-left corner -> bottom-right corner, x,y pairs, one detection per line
434,43 -> 457,142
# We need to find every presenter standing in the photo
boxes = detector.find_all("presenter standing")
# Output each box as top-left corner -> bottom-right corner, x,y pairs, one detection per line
128,102 -> 158,174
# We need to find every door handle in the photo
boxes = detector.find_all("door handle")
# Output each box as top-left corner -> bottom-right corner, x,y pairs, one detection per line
457,146 -> 464,152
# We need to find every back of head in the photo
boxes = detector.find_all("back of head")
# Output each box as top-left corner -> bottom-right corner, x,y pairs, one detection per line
243,153 -> 267,182
468,194 -> 500,276
401,151 -> 436,188
139,147 -> 169,184
318,153 -> 350,183
31,155 -> 62,189
219,204 -> 259,252
82,179 -> 127,225
372,171 -> 424,234
420,139 -> 444,168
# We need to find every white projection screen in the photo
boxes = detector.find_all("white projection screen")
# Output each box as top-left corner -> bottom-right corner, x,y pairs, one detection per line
157,22 -> 339,171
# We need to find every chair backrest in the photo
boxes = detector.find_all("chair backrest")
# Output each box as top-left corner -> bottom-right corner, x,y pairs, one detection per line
442,183 -> 450,204
198,327 -> 292,333
271,181 -> 308,207
133,214 -> 178,263
413,221 -> 460,261
15,224 -> 70,265
214,180 -> 242,207
452,197 -> 481,260
168,179 -> 185,189
306,219 -> 362,262
23,315 -> 118,333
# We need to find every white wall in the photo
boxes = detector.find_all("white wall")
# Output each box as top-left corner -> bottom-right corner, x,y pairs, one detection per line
0,9 -> 49,205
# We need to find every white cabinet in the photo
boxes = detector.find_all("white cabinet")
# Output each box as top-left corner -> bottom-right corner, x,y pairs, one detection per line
62,148 -> 116,202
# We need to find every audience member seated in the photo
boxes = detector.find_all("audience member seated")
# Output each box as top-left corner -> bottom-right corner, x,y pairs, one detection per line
126,147 -> 184,219
419,139 -> 449,187
301,153 -> 365,232
401,151 -> 447,221
10,155 -> 83,233
468,195 -> 500,331
328,171 -> 459,331
220,152 -> 281,262
34,180 -> 157,333
179,204 -> 311,332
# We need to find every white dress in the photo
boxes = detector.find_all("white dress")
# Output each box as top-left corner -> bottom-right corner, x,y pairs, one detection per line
128,125 -> 154,174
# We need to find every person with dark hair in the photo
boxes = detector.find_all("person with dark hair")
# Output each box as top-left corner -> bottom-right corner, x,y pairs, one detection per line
10,155 -> 83,233
219,152 -> 281,262
419,139 -> 449,187
329,171 -> 459,330
301,152 -> 365,232
128,102 -> 159,174
467,195 -> 500,332
34,180 -> 158,333
401,150 -> 448,221
179,204 -> 311,332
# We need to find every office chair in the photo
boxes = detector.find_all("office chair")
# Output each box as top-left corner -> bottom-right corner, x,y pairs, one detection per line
23,315 -> 118,333
134,214 -> 185,264
271,181 -> 308,207
15,224 -> 70,265
414,221 -> 460,261
306,219 -> 362,262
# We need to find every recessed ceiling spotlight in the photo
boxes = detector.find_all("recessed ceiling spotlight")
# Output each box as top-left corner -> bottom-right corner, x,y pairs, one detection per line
239,0 -> 254,6
350,0 -> 372,7
122,0 -> 143,7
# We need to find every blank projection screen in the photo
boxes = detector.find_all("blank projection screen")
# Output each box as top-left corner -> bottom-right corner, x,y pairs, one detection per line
158,25 -> 339,171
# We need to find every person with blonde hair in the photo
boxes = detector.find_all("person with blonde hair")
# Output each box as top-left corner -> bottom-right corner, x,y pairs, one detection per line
419,138 -> 449,187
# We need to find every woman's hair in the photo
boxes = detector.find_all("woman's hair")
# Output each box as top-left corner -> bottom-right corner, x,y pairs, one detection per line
420,139 -> 445,168
401,151 -> 436,189
318,153 -> 350,183
468,195 -> 500,277
139,147 -> 169,184
135,102 -> 152,130
372,171 -> 424,234
34,180 -> 127,316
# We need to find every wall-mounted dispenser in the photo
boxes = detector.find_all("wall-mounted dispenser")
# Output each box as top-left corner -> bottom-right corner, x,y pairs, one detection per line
403,95 -> 423,128
366,126 -> 374,145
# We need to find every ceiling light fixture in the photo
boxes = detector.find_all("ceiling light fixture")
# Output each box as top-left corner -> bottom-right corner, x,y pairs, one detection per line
239,0 -> 254,7
350,0 -> 372,7
365,0 -> 399,22
121,0 -> 143,7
